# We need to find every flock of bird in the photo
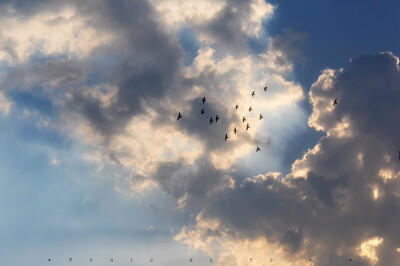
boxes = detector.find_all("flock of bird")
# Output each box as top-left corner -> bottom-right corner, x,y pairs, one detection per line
179,95 -> 397,162
177,86 -> 270,152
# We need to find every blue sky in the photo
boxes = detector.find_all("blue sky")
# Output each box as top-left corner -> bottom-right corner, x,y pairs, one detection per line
0,0 -> 399,265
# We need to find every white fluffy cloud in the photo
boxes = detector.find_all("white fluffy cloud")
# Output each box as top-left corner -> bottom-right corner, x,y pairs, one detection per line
0,5 -> 115,64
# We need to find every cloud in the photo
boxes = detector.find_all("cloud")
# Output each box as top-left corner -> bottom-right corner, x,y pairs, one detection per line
0,0 -> 351,264
0,91 -> 12,115
270,28 -> 308,63
0,4 -> 115,64
28,0 -> 304,205
152,0 -> 273,54
175,52 -> 400,265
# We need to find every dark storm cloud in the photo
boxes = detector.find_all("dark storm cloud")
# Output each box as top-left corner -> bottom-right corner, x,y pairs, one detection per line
41,59 -> 85,86
62,0 -> 184,137
202,0 -> 259,54
329,53 -> 400,142
0,34 -> 18,61
1,57 -> 85,91
177,97 -> 243,151
154,155 -> 233,211
185,53 -> 400,264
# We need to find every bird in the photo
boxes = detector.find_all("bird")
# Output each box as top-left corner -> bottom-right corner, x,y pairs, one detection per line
235,104 -> 239,110
252,91 -> 255,97
216,115 -> 220,122
177,112 -> 182,120
202,97 -> 206,104
201,109 -> 205,115
209,117 -> 213,125
264,86 -> 268,91
260,114 -> 263,120
333,98 -> 338,106
399,150 -> 400,160
256,147 -> 260,152
242,117 -> 246,123
234,127 -> 237,134
225,134 -> 229,141
246,123 -> 250,131
249,107 -> 253,112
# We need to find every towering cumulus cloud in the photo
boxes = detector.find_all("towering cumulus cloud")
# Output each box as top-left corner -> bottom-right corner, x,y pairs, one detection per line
176,52 -> 400,265
0,0 -> 398,265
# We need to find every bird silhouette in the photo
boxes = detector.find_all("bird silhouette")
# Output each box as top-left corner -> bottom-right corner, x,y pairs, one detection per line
256,147 -> 260,152
225,134 -> 229,141
202,97 -> 206,104
399,150 -> 400,160
243,117 -> 246,123
201,109 -> 205,114
249,107 -> 253,112
333,98 -> 338,106
177,112 -> 182,120
246,123 -> 250,131
264,86 -> 268,91
235,104 -> 239,110
234,127 -> 237,134
216,115 -> 220,122
260,114 -> 263,120
252,91 -> 255,97
209,117 -> 213,125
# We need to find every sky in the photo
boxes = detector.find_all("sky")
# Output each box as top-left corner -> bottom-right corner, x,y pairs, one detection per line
0,0 -> 399,265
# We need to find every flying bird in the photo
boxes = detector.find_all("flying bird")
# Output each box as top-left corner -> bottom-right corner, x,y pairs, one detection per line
399,150 -> 400,160
209,117 -> 213,125
201,109 -> 205,114
252,91 -> 255,97
235,104 -> 239,110
249,107 -> 253,112
234,127 -> 237,135
333,98 -> 338,106
256,147 -> 260,152
177,112 -> 182,120
202,97 -> 206,104
242,116 -> 246,123
225,134 -> 229,141
260,114 -> 263,120
246,123 -> 250,131
264,86 -> 268,91
216,115 -> 220,122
